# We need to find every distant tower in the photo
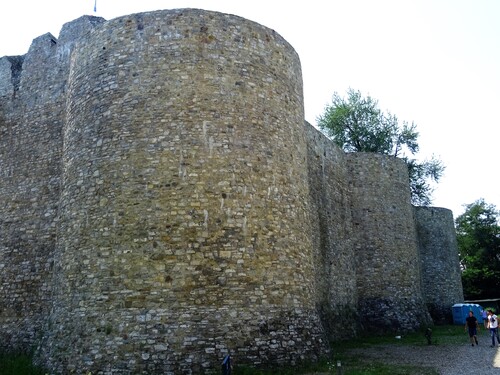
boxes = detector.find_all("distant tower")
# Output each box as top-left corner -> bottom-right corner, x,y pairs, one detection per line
415,207 -> 464,323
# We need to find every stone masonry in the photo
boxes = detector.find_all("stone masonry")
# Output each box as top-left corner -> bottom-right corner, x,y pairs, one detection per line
0,8 -> 463,374
415,207 -> 464,323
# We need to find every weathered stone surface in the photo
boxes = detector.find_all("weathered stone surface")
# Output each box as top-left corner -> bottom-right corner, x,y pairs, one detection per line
415,206 -> 464,323
0,8 -> 463,374
346,153 -> 433,332
0,56 -> 22,97
306,124 -> 358,339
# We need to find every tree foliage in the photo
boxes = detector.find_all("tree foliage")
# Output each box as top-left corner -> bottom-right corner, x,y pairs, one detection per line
455,199 -> 500,299
317,88 -> 444,205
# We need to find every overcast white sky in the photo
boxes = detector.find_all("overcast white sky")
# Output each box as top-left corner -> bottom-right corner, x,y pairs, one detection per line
1,0 -> 498,218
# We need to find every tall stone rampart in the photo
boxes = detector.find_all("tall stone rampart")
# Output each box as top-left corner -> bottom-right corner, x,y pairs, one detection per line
0,8 -> 463,374
306,124 -> 358,339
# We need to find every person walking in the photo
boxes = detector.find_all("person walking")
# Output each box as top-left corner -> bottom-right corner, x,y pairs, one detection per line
465,310 -> 479,346
487,309 -> 500,347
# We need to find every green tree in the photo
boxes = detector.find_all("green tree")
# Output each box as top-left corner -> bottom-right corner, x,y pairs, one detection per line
455,199 -> 500,299
317,88 -> 444,205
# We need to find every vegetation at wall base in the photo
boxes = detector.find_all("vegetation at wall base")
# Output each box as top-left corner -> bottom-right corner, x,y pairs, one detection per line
345,324 -> 465,347
328,325 -> 463,375
342,364 -> 438,375
234,359 -> 331,375
0,352 -> 47,375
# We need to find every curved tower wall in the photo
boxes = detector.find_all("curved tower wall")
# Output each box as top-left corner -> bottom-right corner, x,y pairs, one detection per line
43,9 -> 326,373
347,153 -> 432,332
415,207 -> 464,323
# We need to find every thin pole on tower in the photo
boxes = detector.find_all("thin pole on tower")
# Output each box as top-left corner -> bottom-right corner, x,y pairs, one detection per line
94,0 -> 97,12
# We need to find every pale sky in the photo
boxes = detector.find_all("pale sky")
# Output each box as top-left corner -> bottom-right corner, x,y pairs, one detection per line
1,0 -> 499,218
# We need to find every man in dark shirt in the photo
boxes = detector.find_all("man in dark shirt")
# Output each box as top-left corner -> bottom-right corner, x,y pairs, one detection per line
465,310 -> 479,346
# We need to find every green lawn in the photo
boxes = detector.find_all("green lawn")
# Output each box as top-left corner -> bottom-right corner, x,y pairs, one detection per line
0,352 -> 47,375
328,324 -> 464,375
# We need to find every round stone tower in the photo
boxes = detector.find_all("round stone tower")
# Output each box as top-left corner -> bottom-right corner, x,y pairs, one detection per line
41,9 -> 326,373
415,206 -> 464,323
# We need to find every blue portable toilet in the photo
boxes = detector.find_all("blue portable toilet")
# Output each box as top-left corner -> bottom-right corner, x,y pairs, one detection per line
452,303 -> 484,324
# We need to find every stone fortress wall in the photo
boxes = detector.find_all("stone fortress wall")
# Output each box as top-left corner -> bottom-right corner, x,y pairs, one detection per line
0,9 -> 463,374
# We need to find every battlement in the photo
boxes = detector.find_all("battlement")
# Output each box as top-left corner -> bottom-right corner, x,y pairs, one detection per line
0,9 -> 463,374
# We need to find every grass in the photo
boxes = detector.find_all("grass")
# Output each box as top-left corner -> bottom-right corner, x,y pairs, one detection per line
336,364 -> 438,375
234,359 -> 331,375
0,352 -> 47,375
338,324 -> 464,348
328,324 -> 465,375
235,361 -> 437,375
0,325 -> 465,375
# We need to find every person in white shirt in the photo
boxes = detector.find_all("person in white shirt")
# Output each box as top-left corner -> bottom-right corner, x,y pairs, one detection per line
487,309 -> 500,347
